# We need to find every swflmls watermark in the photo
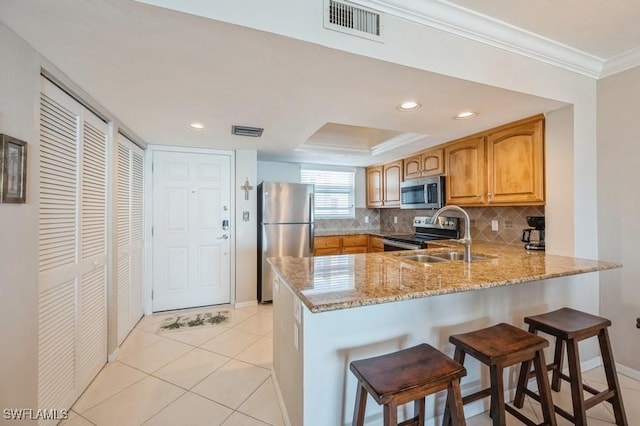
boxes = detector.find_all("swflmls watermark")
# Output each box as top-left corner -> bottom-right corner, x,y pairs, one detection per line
3,408 -> 69,421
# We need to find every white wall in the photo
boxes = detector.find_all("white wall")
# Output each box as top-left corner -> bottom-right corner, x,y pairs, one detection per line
0,23 -> 40,423
235,150 -> 258,305
597,67 -> 640,372
544,106 -> 575,256
257,160 -> 300,184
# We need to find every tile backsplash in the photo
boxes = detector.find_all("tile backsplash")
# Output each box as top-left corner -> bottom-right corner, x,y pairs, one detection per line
314,208 -> 381,233
316,206 -> 545,245
380,206 -> 545,245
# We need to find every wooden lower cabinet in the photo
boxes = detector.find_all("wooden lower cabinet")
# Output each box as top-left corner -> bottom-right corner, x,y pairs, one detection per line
314,235 -> 372,256
368,236 -> 384,253
341,235 -> 368,254
313,236 -> 341,256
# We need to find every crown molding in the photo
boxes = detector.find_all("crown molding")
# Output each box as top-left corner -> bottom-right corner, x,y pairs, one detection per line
370,132 -> 426,156
600,47 -> 640,78
348,0 -> 606,79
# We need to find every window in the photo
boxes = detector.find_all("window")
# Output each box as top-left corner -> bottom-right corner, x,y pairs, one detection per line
301,167 -> 355,219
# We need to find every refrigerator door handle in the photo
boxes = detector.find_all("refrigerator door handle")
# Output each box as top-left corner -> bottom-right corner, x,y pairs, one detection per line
309,193 -> 315,254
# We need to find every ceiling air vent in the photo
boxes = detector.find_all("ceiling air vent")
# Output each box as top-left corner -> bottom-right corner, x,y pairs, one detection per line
231,125 -> 264,138
324,0 -> 383,42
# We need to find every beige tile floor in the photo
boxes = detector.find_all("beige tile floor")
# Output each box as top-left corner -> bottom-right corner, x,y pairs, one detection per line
63,304 -> 640,425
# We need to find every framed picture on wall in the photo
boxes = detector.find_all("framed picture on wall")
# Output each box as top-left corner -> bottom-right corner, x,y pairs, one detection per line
0,134 -> 27,203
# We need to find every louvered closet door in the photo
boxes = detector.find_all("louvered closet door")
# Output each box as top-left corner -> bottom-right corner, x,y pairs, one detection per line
117,134 -> 144,344
38,79 -> 108,422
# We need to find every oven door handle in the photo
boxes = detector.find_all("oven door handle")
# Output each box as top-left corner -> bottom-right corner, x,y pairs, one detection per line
382,239 -> 422,250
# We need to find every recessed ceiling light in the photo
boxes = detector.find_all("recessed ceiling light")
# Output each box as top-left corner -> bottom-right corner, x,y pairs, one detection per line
398,101 -> 421,112
455,111 -> 477,119
189,122 -> 205,129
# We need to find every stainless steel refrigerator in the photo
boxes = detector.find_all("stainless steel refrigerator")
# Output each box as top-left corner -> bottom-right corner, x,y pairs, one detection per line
257,182 -> 314,302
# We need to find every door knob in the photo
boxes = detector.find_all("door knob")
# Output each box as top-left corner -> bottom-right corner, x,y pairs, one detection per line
217,234 -> 229,240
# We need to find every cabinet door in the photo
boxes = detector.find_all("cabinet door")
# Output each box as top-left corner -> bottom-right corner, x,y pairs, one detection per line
383,161 -> 402,207
366,166 -> 384,208
342,235 -> 368,250
314,236 -> 341,255
487,117 -> 544,205
421,147 -> 444,176
368,236 -> 384,252
403,154 -> 423,180
445,136 -> 486,206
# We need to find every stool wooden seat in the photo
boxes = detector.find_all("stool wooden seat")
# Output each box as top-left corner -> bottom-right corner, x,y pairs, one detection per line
514,307 -> 628,425
350,343 -> 467,426
443,323 -> 557,426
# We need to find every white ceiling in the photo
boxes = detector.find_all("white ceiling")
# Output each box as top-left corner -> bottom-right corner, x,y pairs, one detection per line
1,0 -> 637,166
446,0 -> 640,60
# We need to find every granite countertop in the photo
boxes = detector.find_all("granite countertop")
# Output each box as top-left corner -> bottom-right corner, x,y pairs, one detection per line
267,242 -> 622,313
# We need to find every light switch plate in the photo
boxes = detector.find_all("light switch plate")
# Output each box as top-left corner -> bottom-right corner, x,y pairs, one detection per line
491,220 -> 499,231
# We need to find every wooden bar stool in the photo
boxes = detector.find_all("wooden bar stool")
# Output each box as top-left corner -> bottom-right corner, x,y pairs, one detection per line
443,323 -> 557,426
350,343 -> 467,426
514,307 -> 628,425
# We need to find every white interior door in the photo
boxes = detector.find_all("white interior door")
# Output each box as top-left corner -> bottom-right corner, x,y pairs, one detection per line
152,151 -> 231,312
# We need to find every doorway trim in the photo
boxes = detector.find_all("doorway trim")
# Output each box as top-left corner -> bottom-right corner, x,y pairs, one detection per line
144,145 -> 236,314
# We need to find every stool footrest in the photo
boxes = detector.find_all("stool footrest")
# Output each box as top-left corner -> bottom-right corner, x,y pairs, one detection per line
461,387 -> 491,405
505,403 -> 547,426
523,387 -> 574,423
398,416 -> 419,426
585,389 -> 616,410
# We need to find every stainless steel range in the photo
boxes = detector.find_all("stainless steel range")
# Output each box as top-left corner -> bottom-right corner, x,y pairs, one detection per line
382,216 -> 460,251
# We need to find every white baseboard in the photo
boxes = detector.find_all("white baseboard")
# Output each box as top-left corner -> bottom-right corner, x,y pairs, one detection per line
271,369 -> 292,426
235,300 -> 258,309
617,363 -> 640,381
107,348 -> 120,363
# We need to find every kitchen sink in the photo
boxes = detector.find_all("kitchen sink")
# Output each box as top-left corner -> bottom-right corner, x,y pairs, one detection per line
403,254 -> 448,263
392,250 -> 496,264
428,252 -> 494,262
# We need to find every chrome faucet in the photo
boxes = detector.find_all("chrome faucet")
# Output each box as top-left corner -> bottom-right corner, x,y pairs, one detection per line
432,205 -> 472,262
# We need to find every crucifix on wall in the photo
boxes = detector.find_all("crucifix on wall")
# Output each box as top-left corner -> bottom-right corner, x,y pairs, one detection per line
240,178 -> 254,200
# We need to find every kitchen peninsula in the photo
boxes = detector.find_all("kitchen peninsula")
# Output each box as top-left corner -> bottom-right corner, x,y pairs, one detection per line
268,243 -> 621,425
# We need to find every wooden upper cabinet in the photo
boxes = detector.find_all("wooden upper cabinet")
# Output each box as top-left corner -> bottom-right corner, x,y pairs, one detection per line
382,160 -> 402,207
445,114 -> 545,206
366,166 -> 383,208
366,160 -> 402,208
445,136 -> 486,206
404,147 -> 444,180
486,116 -> 544,205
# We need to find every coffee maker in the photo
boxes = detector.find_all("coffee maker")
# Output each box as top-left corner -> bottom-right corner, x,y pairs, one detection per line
521,216 -> 545,250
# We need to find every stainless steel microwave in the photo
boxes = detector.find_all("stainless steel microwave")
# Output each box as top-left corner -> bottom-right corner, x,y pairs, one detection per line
400,176 -> 446,209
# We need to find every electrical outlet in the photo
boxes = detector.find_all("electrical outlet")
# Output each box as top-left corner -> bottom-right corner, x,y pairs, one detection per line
636,317 -> 640,329
364,216 -> 369,224
394,216 -> 398,224
504,220 -> 513,230
491,220 -> 499,231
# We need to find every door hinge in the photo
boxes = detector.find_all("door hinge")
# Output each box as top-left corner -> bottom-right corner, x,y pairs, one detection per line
151,226 -> 154,236
151,290 -> 154,300
151,162 -> 154,173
